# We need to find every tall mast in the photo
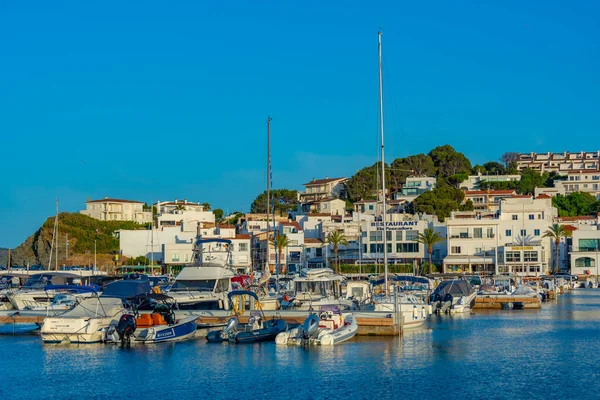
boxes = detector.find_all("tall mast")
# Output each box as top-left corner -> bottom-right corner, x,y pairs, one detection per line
55,199 -> 59,271
378,31 -> 389,294
266,116 -> 272,273
48,198 -> 59,270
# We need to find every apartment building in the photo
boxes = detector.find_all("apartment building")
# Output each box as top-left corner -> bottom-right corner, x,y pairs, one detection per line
463,190 -> 516,212
393,177 -> 436,202
516,151 -> 600,173
298,198 -> 346,216
300,177 -> 347,202
569,229 -> 600,276
461,172 -> 520,191
552,170 -> 600,199
81,197 -> 152,223
358,219 -> 426,266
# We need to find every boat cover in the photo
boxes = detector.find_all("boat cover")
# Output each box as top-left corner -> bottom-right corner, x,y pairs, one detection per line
319,305 -> 341,314
60,297 -> 124,318
512,285 -> 537,296
432,280 -> 473,297
100,280 -> 152,299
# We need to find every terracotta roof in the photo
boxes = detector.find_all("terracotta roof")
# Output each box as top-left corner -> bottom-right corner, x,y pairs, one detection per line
234,234 -> 251,239
557,216 -> 596,221
567,169 -> 600,174
562,224 -> 578,232
302,177 -> 346,186
308,213 -> 332,217
464,190 -> 516,195
217,224 -> 236,229
354,199 -> 377,204
87,198 -> 144,204
537,194 -> 552,199
161,202 -> 202,206
510,195 -> 532,199
279,221 -> 303,231
304,238 -> 323,244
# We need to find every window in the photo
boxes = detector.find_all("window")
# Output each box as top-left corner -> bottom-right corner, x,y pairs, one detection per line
361,231 -> 367,237
534,229 -> 540,236
575,257 -> 595,268
506,251 -> 520,262
474,228 -> 483,239
475,247 -> 482,254
579,239 -> 600,251
362,244 -> 367,254
387,243 -> 392,253
487,228 -> 494,238
406,230 -> 418,241
368,205 -> 374,210
398,243 -> 419,253
386,231 -> 392,241
505,229 -> 512,237
370,244 -> 384,253
512,215 -> 518,220
520,229 -> 526,236
528,214 -> 534,220
239,243 -> 248,252
369,231 -> 383,242
451,246 -> 461,254
172,253 -> 180,262
524,251 -> 538,262
316,248 -> 323,257
395,231 -> 403,241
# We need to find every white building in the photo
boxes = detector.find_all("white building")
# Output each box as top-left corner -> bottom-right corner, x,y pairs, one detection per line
516,151 -> 600,174
569,229 -> 600,276
300,177 -> 347,202
156,199 -> 205,213
463,190 -> 516,212
358,219 -> 426,266
298,198 -> 346,216
156,209 -> 215,229
461,172 -> 520,191
393,177 -> 437,202
550,170 -> 600,199
81,197 -> 152,223
443,196 -> 557,275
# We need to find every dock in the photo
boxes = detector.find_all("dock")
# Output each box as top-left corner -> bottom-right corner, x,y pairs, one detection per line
474,295 -> 541,309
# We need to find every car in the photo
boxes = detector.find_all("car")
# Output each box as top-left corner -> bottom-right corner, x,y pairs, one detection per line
29,264 -> 45,271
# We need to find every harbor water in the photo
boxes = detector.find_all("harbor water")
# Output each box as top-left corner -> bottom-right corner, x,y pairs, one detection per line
2,290 -> 600,400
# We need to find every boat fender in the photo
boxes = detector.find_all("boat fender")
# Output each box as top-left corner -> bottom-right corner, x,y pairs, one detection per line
283,295 -> 290,302
413,306 -> 418,318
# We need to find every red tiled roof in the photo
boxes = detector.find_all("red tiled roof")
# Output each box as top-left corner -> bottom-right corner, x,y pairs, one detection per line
464,190 -> 516,195
537,194 -> 552,199
557,216 -> 596,221
217,224 -> 236,229
308,213 -> 332,217
304,238 -> 323,244
302,177 -> 345,186
562,224 -> 578,232
280,221 -> 303,231
566,169 -> 600,174
87,198 -> 143,204
510,195 -> 532,199
234,234 -> 251,239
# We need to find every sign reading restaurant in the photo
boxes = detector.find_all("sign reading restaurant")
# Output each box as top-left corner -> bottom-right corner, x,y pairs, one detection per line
370,221 -> 419,231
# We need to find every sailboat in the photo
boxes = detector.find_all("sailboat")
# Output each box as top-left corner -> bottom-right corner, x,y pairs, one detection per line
366,31 -> 428,329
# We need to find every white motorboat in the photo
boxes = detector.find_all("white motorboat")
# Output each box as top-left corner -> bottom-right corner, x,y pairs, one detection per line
0,275 -> 24,311
166,238 -> 239,311
430,280 -> 477,314
369,292 -> 428,329
286,268 -> 354,311
276,306 -> 357,345
7,273 -> 90,310
40,280 -> 151,344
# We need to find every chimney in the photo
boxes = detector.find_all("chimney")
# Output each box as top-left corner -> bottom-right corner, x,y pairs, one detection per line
174,198 -> 178,203
184,199 -> 187,204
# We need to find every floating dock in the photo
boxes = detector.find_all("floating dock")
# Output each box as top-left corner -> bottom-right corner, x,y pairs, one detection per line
474,295 -> 541,309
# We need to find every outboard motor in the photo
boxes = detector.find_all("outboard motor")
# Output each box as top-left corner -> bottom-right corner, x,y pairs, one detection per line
431,293 -> 442,313
441,293 -> 453,314
302,314 -> 320,343
116,314 -> 137,346
222,317 -> 239,339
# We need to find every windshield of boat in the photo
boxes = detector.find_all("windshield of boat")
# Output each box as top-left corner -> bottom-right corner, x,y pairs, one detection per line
296,281 -> 334,296
171,279 -> 216,292
23,275 -> 53,289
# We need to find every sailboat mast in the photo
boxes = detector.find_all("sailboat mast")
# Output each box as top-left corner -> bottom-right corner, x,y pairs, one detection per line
378,31 -> 389,294
266,116 -> 272,273
55,199 -> 59,271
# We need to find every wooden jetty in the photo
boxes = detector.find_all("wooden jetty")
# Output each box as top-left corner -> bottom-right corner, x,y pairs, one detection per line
474,295 -> 541,310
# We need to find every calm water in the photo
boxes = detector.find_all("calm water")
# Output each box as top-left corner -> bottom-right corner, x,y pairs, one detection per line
2,291 -> 600,400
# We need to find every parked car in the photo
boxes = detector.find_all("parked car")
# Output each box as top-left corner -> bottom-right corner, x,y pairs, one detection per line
29,264 -> 45,271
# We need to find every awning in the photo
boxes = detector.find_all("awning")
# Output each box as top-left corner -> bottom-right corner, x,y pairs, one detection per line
443,255 -> 495,264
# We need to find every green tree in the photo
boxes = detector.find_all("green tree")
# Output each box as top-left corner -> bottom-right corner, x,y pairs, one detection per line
202,202 -> 211,211
482,161 -> 506,175
416,228 -> 445,275
399,154 -> 435,176
326,230 -> 349,273
543,224 -> 572,274
428,145 -> 472,178
518,168 -> 548,195
250,189 -> 299,216
472,164 -> 486,175
133,255 -> 149,265
270,233 -> 290,274
447,173 -> 468,188
412,186 -> 469,222
552,192 -> 599,217
500,152 -> 519,170
213,208 -> 224,222
478,180 -> 519,191
347,162 -> 390,202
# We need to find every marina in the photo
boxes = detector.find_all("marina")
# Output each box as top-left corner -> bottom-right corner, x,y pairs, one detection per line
1,289 -> 599,399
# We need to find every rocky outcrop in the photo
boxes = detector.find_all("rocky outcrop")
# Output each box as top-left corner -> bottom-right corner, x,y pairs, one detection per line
10,222 -> 55,268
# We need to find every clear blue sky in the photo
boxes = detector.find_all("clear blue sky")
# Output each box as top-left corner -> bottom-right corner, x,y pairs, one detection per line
1,0 -> 598,248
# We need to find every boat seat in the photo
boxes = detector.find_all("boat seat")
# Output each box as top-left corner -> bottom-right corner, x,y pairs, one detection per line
151,313 -> 167,326
319,319 -> 338,330
136,314 -> 153,328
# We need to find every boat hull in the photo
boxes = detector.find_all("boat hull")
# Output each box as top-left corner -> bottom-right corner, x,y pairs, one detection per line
41,317 -> 116,344
134,316 -> 198,343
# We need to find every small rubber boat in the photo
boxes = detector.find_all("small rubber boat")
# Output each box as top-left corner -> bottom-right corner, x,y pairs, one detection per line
206,290 -> 287,343
105,293 -> 198,345
275,305 -> 357,346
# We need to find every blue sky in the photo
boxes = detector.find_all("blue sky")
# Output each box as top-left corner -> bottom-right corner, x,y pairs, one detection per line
1,0 -> 599,248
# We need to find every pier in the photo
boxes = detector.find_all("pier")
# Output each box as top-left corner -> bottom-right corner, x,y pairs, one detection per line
474,295 -> 541,309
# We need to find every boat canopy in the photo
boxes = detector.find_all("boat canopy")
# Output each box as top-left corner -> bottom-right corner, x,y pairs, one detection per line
100,280 -> 152,299
432,280 -> 473,297
228,290 -> 259,301
372,275 -> 431,287
131,292 -> 172,301
319,305 -> 341,314
44,284 -> 100,293
196,238 -> 232,245
61,297 -> 124,318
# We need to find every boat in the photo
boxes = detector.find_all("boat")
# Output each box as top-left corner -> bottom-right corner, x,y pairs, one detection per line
39,280 -> 151,344
25,290 -> 89,313
206,290 -> 287,343
0,275 -> 25,311
430,280 -> 477,314
285,268 -> 354,311
166,238 -> 234,311
7,273 -> 93,310
105,293 -> 198,345
275,305 -> 357,346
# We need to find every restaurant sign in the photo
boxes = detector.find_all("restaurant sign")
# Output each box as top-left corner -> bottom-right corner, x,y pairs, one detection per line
370,221 -> 419,231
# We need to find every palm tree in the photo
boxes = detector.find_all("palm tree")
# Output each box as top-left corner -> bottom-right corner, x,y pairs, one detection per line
326,230 -> 349,273
416,227 -> 445,275
270,233 -> 290,274
543,224 -> 572,274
